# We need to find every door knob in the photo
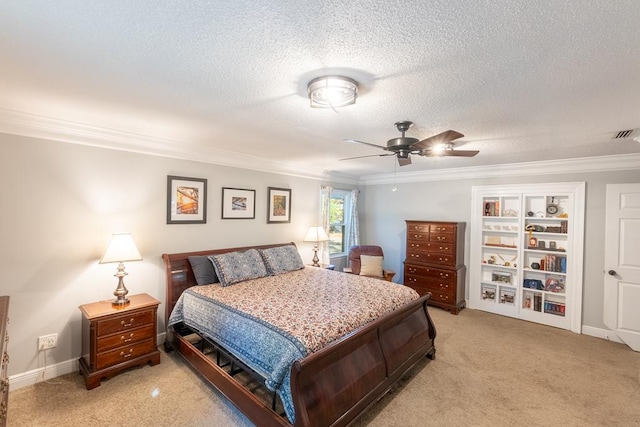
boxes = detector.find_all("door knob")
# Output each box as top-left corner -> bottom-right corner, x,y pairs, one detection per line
608,270 -> 617,276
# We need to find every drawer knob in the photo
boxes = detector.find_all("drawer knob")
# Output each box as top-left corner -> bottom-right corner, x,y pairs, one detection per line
120,349 -> 134,358
121,318 -> 135,327
121,333 -> 135,343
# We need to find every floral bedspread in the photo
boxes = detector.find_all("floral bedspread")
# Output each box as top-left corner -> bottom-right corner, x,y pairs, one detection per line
168,267 -> 419,423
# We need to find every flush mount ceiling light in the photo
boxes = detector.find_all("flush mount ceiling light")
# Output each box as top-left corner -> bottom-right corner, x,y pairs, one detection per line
307,75 -> 359,109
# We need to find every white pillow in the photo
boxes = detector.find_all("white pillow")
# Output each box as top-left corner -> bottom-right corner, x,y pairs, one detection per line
359,255 -> 384,277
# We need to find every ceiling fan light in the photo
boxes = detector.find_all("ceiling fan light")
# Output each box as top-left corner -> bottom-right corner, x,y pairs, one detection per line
307,76 -> 358,108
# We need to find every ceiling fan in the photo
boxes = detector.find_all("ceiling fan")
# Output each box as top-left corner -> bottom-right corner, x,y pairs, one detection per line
341,121 -> 479,166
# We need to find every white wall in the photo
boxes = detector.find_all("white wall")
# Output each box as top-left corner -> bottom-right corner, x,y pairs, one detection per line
0,133 -> 354,380
358,170 -> 640,331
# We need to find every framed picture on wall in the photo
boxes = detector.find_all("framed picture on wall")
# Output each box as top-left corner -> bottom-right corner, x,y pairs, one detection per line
166,175 -> 207,224
267,187 -> 291,223
222,187 -> 256,219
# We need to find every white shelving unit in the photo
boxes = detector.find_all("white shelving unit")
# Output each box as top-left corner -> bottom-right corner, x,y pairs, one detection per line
469,183 -> 585,333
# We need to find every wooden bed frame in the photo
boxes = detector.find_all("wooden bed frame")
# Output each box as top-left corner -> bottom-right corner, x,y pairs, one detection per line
162,242 -> 437,427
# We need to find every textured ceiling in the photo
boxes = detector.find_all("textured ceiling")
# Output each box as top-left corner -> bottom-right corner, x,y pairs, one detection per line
1,1 -> 639,181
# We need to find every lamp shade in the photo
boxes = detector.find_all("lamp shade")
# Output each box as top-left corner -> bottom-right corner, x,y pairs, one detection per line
99,233 -> 142,264
303,226 -> 330,243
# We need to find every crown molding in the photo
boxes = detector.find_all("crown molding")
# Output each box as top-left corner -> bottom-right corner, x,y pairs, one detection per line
0,108 -> 359,185
359,153 -> 640,185
2,108 -> 637,187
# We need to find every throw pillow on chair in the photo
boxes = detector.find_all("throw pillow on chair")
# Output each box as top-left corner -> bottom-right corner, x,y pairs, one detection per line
359,255 -> 384,278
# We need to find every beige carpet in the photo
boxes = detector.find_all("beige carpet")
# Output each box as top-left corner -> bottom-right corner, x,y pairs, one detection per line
8,308 -> 640,426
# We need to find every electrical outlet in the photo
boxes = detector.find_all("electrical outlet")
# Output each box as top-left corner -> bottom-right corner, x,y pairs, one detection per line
38,333 -> 58,350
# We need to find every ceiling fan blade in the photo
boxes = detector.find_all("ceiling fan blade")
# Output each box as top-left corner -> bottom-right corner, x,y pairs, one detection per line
398,156 -> 412,166
343,139 -> 388,150
339,153 -> 395,161
437,149 -> 479,157
411,130 -> 465,151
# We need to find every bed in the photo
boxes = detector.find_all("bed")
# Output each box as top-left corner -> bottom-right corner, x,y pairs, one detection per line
163,242 -> 436,427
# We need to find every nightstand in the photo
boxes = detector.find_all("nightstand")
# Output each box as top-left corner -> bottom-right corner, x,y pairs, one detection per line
79,293 -> 160,390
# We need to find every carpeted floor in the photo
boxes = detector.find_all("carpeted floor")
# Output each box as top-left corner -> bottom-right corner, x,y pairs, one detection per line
8,307 -> 640,426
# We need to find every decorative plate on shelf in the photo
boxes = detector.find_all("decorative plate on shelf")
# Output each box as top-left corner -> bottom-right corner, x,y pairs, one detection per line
546,197 -> 559,215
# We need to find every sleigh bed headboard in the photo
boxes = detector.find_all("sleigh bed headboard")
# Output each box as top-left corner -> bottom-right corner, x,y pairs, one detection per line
161,242 -> 295,323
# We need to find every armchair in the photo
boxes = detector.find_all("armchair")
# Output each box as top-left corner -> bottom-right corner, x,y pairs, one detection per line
344,245 -> 395,282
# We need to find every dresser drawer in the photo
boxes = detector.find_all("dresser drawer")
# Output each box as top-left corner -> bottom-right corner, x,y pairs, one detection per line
96,309 -> 154,336
407,231 -> 429,242
407,249 -> 458,266
429,232 -> 455,243
407,241 -> 455,255
97,323 -> 155,352
95,338 -> 156,370
407,284 -> 454,303
405,264 -> 456,280
406,222 -> 429,233
429,224 -> 456,233
405,274 -> 455,292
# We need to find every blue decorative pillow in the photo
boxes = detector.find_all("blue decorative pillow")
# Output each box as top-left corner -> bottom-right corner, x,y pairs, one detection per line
208,249 -> 269,286
259,245 -> 304,275
188,256 -> 218,285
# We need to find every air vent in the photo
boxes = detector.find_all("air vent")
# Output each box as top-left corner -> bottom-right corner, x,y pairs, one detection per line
612,129 -> 638,139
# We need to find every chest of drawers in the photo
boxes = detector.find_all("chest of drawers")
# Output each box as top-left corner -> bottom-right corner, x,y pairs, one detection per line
79,293 -> 160,389
0,296 -> 8,427
404,221 -> 466,314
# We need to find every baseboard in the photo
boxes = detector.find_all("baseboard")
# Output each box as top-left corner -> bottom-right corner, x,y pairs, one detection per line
9,331 -> 166,391
9,358 -> 79,391
581,325 -> 624,344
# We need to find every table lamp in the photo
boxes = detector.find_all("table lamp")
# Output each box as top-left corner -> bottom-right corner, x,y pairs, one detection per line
303,226 -> 330,267
99,232 -> 142,306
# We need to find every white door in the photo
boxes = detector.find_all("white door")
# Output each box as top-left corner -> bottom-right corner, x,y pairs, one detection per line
604,183 -> 640,351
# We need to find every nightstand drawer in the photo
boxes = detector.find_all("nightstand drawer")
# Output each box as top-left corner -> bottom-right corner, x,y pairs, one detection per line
97,324 -> 155,352
96,310 -> 154,336
96,338 -> 156,370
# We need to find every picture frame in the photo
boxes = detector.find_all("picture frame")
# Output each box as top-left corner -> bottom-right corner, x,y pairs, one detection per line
166,175 -> 207,224
221,187 -> 256,219
492,270 -> 512,284
267,187 -> 291,223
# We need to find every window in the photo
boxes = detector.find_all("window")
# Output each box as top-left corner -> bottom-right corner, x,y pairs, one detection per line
328,189 -> 351,256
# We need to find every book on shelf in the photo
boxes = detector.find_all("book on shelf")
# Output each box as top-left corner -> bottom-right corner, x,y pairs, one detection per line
544,301 -> 566,316
533,294 -> 542,312
484,201 -> 500,216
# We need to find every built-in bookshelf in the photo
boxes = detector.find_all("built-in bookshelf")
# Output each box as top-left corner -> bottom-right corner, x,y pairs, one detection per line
469,183 -> 585,332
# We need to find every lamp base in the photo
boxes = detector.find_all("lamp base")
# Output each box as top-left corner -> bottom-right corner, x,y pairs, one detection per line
112,297 -> 130,307
112,262 -> 131,307
311,246 -> 320,267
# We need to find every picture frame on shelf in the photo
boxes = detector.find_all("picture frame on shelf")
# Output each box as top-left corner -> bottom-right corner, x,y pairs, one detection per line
500,289 -> 515,304
482,285 -> 496,301
492,271 -> 512,284
166,175 -> 207,224
267,187 -> 291,223
221,187 -> 256,219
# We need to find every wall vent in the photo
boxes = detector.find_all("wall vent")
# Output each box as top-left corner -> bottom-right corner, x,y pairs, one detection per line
612,129 -> 638,139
